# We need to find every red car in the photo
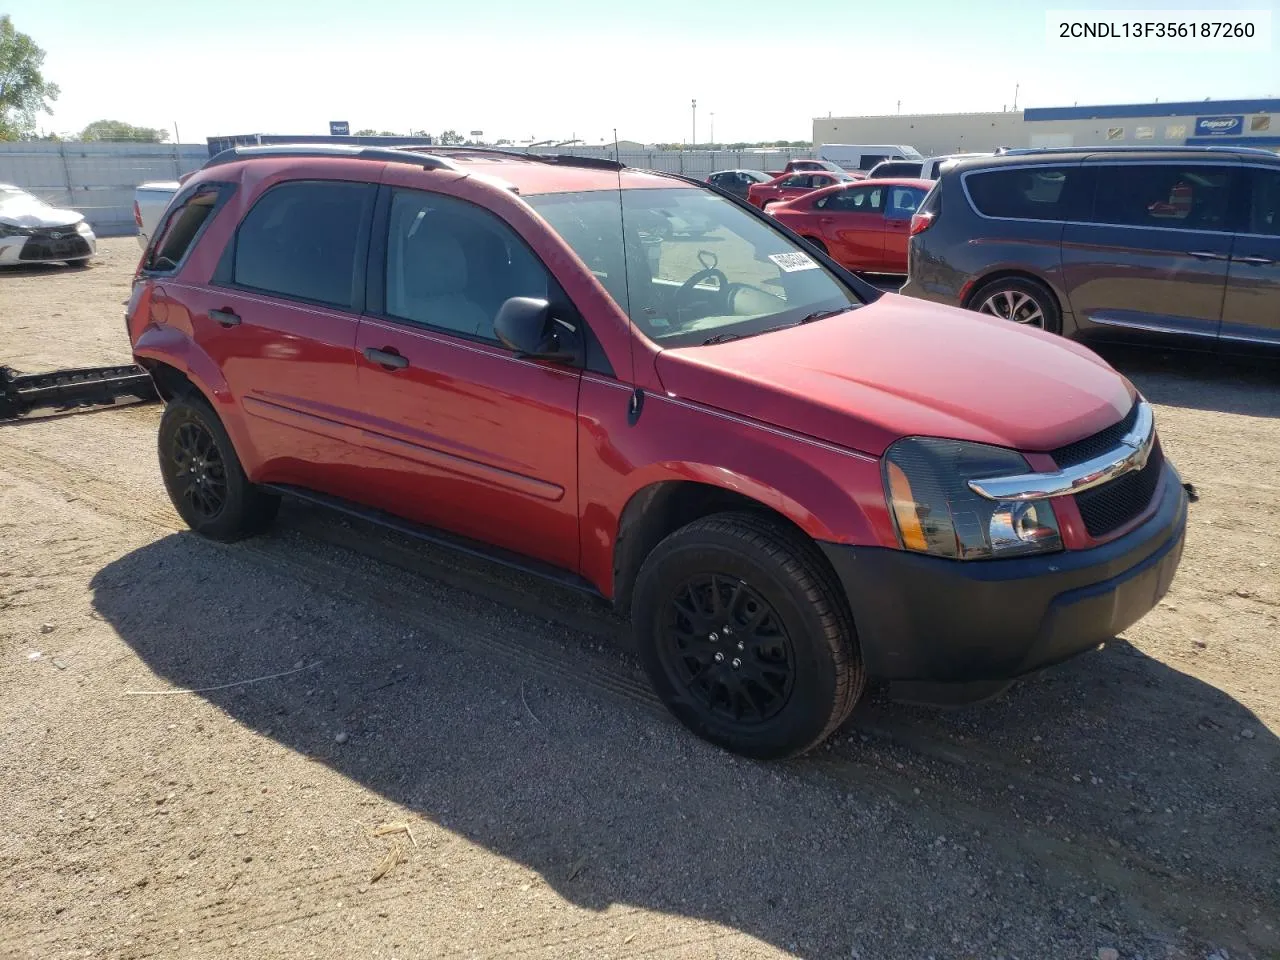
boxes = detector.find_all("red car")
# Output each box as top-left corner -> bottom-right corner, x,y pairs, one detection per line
746,170 -> 854,209
767,177 -> 933,273
127,144 -> 1187,760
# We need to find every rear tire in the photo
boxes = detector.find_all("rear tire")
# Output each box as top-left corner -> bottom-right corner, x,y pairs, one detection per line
632,512 -> 865,759
157,395 -> 279,542
967,276 -> 1062,334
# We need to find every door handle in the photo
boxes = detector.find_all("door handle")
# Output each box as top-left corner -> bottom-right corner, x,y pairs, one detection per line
363,346 -> 409,370
1232,255 -> 1276,265
1187,250 -> 1229,261
209,308 -> 241,327
819,216 -> 835,224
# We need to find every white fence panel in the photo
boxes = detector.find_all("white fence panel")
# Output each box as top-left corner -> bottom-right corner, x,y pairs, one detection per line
0,142 -> 206,236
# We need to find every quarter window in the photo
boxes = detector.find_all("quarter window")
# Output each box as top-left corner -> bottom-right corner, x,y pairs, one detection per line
1090,164 -> 1234,232
232,180 -> 374,308
146,187 -> 225,271
1246,168 -> 1280,236
384,190 -> 551,342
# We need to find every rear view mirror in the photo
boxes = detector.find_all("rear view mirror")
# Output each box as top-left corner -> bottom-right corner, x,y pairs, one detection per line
494,297 -> 580,364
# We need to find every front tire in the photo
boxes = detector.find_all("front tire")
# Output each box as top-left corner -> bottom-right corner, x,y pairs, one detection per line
967,276 -> 1062,334
801,236 -> 828,255
632,512 -> 865,759
158,395 -> 279,541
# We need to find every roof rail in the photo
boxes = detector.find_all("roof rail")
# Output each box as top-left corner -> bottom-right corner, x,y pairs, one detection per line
202,143 -> 459,171
995,144 -> 1279,158
201,142 -> 628,173
406,145 -> 626,171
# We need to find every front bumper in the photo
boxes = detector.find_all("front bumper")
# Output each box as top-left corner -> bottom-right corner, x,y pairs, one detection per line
0,229 -> 96,265
820,462 -> 1187,687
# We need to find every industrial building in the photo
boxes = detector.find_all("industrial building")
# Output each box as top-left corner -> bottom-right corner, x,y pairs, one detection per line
812,98 -> 1280,157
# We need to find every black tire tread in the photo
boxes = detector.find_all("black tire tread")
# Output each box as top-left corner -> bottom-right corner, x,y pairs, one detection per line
158,394 -> 279,542
638,510 -> 865,757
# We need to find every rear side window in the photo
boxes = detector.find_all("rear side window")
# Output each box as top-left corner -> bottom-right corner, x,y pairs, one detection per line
232,180 -> 375,308
885,186 -> 926,220
964,166 -> 1081,221
1090,164 -> 1234,232
818,185 -> 883,212
146,186 -> 226,272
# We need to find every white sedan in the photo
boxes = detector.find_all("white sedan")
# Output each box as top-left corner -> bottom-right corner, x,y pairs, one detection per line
0,184 -> 97,266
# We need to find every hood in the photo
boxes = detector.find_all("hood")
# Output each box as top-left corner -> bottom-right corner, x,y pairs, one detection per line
655,293 -> 1135,457
0,191 -> 84,229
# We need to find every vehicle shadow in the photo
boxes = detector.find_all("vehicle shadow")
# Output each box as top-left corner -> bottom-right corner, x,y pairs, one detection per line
89,526 -> 1280,957
1096,345 -> 1280,418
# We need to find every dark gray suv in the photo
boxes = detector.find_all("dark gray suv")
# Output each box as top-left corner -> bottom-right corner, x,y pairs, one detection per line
900,146 -> 1280,353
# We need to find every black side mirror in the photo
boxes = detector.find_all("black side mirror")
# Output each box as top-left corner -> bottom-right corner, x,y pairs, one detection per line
493,297 -> 580,364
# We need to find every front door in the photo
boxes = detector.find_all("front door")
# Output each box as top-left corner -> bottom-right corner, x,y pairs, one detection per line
1062,162 -> 1236,347
351,187 -> 582,571
1220,165 -> 1280,350
815,183 -> 886,271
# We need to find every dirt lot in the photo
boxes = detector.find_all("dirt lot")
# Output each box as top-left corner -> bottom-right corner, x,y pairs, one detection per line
1,237 -> 1278,960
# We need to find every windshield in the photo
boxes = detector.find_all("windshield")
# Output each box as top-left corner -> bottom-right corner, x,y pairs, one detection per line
527,187 -> 863,347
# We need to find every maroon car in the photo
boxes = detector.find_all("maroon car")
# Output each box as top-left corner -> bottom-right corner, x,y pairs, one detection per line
127,144 -> 1187,759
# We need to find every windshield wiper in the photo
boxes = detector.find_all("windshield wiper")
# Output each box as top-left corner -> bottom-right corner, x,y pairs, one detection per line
701,331 -> 756,345
796,307 -> 849,325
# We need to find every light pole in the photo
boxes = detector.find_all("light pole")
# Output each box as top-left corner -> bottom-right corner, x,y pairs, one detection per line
711,111 -> 715,147
691,99 -> 697,148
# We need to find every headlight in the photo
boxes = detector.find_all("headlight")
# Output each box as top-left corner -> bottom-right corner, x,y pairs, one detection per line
0,223 -> 33,239
76,221 -> 93,235
884,437 -> 1062,560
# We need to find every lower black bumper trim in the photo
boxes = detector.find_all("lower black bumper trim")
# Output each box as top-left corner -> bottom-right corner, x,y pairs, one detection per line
819,463 -> 1188,685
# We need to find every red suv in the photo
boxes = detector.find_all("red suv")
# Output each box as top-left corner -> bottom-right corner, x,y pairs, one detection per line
128,144 -> 1188,759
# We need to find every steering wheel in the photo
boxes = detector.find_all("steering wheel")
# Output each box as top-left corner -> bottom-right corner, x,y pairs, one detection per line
675,267 -> 731,316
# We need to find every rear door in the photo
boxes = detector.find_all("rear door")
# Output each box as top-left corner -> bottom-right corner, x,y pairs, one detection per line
1062,161 -> 1237,346
814,183 -> 886,270
198,178 -> 375,486
882,184 -> 928,273
1219,165 -> 1280,350
350,186 -> 584,570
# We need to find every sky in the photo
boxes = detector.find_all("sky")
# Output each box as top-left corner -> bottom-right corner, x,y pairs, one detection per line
7,0 -> 1280,146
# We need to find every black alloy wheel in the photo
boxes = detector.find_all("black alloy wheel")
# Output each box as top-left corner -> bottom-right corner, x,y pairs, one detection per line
170,419 -> 228,522
661,573 -> 796,725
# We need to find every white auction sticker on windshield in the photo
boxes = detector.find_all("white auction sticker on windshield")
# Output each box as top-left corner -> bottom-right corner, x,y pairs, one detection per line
768,252 -> 820,272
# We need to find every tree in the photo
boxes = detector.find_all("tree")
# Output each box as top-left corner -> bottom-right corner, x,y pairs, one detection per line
354,128 -> 398,136
495,138 -> 513,146
0,15 -> 60,141
438,129 -> 464,145
79,119 -> 168,142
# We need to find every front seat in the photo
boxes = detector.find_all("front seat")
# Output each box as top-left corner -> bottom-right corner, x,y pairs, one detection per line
395,229 -> 490,337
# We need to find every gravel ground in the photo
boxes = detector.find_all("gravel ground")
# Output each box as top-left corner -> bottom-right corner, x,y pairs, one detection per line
1,238 -> 1277,959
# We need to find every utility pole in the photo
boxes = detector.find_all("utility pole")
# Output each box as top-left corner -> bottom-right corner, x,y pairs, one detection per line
710,111 -> 715,146
692,99 -> 697,148
1013,83 -> 1020,111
